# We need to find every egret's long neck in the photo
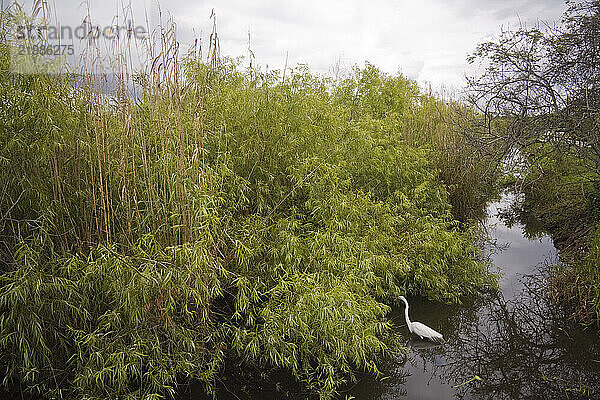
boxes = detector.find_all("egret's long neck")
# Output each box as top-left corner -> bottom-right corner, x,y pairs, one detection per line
402,299 -> 412,331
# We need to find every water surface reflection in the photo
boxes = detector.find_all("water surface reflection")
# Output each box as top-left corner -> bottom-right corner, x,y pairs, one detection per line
343,195 -> 599,399
444,275 -> 600,399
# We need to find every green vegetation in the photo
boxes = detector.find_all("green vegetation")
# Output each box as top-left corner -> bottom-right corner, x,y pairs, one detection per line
512,146 -> 597,249
551,227 -> 600,324
0,6 -> 499,400
512,146 -> 600,325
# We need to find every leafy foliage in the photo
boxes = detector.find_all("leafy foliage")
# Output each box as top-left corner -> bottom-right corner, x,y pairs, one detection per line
0,8 -> 497,399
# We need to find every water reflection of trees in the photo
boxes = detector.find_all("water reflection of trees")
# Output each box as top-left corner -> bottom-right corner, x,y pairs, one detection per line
445,273 -> 600,400
342,294 -> 490,399
344,273 -> 600,400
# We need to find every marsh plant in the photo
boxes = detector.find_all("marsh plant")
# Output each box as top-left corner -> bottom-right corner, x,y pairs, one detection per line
0,4 -> 498,399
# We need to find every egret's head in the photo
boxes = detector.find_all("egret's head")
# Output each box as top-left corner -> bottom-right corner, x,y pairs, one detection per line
399,295 -> 407,303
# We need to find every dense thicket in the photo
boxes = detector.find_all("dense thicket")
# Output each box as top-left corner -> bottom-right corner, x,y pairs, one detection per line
0,9 -> 497,399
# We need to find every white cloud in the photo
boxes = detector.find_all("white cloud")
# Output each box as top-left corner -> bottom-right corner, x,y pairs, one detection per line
15,0 -> 567,89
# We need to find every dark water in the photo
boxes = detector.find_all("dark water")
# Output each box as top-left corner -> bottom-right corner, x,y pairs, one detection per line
180,193 -> 600,400
337,194 -> 600,400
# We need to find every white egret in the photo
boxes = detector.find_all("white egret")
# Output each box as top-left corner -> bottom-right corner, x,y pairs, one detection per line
398,295 -> 444,343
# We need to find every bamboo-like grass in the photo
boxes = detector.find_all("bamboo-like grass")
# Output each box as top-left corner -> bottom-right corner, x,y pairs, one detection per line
0,2 -> 500,399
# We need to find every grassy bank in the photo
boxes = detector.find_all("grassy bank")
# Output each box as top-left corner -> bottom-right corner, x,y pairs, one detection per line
0,9 -> 498,399
510,145 -> 600,325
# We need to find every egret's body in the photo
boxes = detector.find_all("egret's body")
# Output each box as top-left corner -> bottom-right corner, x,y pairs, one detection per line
399,296 -> 444,342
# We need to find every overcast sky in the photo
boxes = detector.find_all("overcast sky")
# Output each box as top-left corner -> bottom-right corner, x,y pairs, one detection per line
18,0 -> 568,89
